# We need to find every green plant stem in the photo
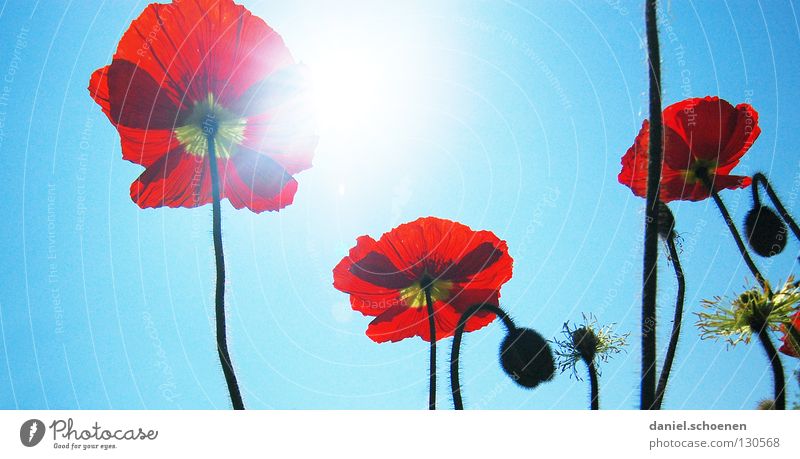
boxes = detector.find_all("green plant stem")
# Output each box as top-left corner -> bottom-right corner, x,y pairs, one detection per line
654,235 -> 685,409
753,173 -> 800,242
450,304 -> 515,410
641,0 -> 663,410
208,134 -> 245,410
425,287 -> 436,410
705,182 -> 766,289
585,357 -> 599,410
755,323 -> 786,410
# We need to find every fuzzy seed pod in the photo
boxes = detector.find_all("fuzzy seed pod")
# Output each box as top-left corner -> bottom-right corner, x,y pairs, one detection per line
744,206 -> 787,257
499,327 -> 555,389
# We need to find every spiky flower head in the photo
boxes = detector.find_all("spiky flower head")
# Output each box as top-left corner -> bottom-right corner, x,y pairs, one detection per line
696,277 -> 800,347
554,313 -> 629,378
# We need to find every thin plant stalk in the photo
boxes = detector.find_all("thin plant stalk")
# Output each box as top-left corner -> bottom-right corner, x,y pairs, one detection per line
653,235 -> 685,409
752,173 -> 800,242
207,132 -> 245,410
450,304 -> 515,410
702,174 -> 766,289
585,357 -> 599,410
425,287 -> 436,410
755,323 -> 786,410
641,0 -> 663,410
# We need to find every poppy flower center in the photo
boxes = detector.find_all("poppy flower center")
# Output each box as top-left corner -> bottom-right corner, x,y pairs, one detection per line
684,159 -> 717,184
400,276 -> 453,309
175,93 -> 246,158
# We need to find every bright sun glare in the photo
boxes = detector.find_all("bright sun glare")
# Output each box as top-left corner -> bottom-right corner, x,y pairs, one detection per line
311,46 -> 387,135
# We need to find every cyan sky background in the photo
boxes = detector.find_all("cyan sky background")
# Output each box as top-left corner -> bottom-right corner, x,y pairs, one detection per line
1,0 -> 799,409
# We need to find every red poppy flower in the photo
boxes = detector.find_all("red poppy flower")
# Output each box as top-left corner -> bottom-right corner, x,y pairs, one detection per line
333,217 -> 514,343
779,310 -> 800,358
618,96 -> 759,203
88,0 -> 316,212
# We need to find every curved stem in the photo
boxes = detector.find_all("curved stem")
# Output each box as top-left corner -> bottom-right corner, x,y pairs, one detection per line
585,357 -> 599,410
706,184 -> 766,289
208,135 -> 245,410
450,304 -> 515,410
425,287 -> 436,410
641,0 -> 663,410
755,323 -> 786,410
753,173 -> 800,242
653,235 -> 685,409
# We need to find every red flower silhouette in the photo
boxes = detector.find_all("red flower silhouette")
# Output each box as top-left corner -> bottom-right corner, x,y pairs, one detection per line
88,0 -> 316,212
333,217 -> 514,343
779,310 -> 800,358
618,96 -> 759,202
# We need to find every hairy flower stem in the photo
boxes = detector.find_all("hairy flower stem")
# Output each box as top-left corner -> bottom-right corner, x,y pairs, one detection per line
703,176 -> 766,289
207,134 -> 245,410
584,357 -> 599,410
641,0 -> 663,410
425,287 -> 436,410
654,235 -> 685,409
450,304 -> 515,410
755,322 -> 786,410
752,173 -> 800,242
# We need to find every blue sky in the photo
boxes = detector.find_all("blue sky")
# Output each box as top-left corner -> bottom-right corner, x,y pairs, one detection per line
1,0 -> 800,409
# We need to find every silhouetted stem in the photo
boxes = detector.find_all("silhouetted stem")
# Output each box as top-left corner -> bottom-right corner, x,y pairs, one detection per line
450,304 -> 515,410
755,323 -> 786,410
705,182 -> 766,289
208,135 -> 245,410
654,235 -> 685,409
753,173 -> 800,242
641,0 -> 662,410
425,287 -> 436,410
585,357 -> 599,410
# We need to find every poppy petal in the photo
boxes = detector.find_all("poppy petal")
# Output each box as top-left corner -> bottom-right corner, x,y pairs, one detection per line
720,103 -> 760,165
91,65 -> 182,168
442,288 -> 500,334
88,66 -> 112,121
368,217 -> 513,284
333,236 -> 407,316
235,64 -> 317,174
661,124 -> 694,172
107,59 -> 183,130
349,252 -> 414,290
130,149 -> 210,209
441,242 -> 503,281
365,295 -> 496,344
779,311 -> 800,358
223,147 -> 298,213
112,0 -> 294,106
367,305 -> 429,343
617,121 -> 650,199
116,125 -> 182,168
663,96 -> 756,165
232,64 -> 314,118
446,241 -> 513,291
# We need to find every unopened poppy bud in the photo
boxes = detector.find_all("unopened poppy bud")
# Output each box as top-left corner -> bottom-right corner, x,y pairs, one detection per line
499,327 -> 555,388
744,205 -> 787,257
571,327 -> 599,363
657,201 -> 676,240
